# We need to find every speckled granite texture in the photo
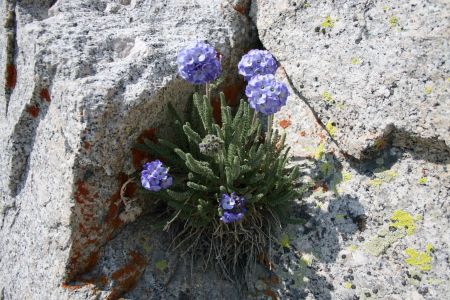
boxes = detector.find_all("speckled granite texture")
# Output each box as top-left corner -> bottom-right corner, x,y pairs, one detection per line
0,0 -> 449,299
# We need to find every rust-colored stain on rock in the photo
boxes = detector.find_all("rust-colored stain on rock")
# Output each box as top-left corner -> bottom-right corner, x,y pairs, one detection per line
39,89 -> 51,102
279,119 -> 291,129
28,107 -> 39,118
6,65 -> 17,88
130,129 -> 158,168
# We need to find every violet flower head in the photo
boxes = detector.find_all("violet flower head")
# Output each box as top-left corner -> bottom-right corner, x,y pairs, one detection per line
238,49 -> 277,81
141,159 -> 173,191
245,74 -> 290,115
218,193 -> 247,223
177,41 -> 222,85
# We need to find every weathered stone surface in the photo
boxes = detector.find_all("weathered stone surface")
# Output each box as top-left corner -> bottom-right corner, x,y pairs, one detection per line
1,0 -> 449,299
0,0 -> 256,299
250,0 -> 449,160
249,1 -> 450,299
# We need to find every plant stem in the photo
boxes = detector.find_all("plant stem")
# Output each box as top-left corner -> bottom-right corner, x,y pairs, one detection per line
251,110 -> 258,128
218,151 -> 224,185
267,114 -> 274,144
206,82 -> 210,100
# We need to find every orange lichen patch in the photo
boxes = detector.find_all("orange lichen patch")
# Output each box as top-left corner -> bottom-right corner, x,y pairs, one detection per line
272,276 -> 279,285
84,142 -> 91,150
340,151 -> 350,158
226,0 -> 245,15
421,169 -> 427,174
39,89 -> 51,102
130,129 -> 158,168
265,288 -> 277,299
66,173 -> 135,282
278,66 -> 286,75
61,283 -> 83,292
321,183 -> 329,191
74,179 -> 90,204
279,119 -> 291,129
316,119 -> 322,125
300,131 -> 306,136
28,107 -> 39,118
6,64 -> 17,88
263,279 -> 270,285
225,77 -> 231,84
223,78 -> 244,107
107,251 -> 147,300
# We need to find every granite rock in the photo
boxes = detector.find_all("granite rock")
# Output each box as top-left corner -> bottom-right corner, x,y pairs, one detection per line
0,0 -> 257,299
250,0 -> 449,160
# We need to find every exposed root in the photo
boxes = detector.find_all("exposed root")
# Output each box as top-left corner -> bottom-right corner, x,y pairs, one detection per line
163,205 -> 281,288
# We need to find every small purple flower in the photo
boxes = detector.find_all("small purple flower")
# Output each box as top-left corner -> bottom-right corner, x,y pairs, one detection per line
160,177 -> 173,189
141,160 -> 173,191
218,193 -> 246,223
238,49 -> 277,81
177,41 -> 222,85
220,194 -> 235,210
246,74 -> 290,115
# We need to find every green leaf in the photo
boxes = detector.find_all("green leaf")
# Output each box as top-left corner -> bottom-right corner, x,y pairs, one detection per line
185,153 -> 220,182
187,181 -> 218,192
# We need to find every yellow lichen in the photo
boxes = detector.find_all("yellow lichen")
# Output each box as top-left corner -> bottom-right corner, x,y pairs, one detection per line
426,243 -> 434,254
280,233 -> 290,248
322,163 -> 330,175
300,258 -> 310,266
156,260 -> 168,270
344,282 -> 353,288
383,6 -> 388,11
391,210 -> 416,235
429,278 -> 435,283
418,177 -> 427,184
415,215 -> 422,220
314,142 -> 326,159
316,202 -> 323,207
368,179 -> 383,187
322,92 -> 333,102
389,16 -> 398,26
338,102 -> 344,107
342,173 -> 352,182
404,248 -> 432,271
322,16 -> 337,29
351,58 -> 360,64
303,4 -> 309,8
144,244 -> 151,252
336,214 -> 345,219
349,245 -> 359,250
425,87 -> 432,94
326,122 -> 337,136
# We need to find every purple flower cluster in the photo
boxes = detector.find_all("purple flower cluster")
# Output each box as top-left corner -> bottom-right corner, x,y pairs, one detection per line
141,160 -> 173,191
245,74 -> 290,115
238,49 -> 277,81
219,193 -> 247,223
177,41 -> 222,85
199,134 -> 224,156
